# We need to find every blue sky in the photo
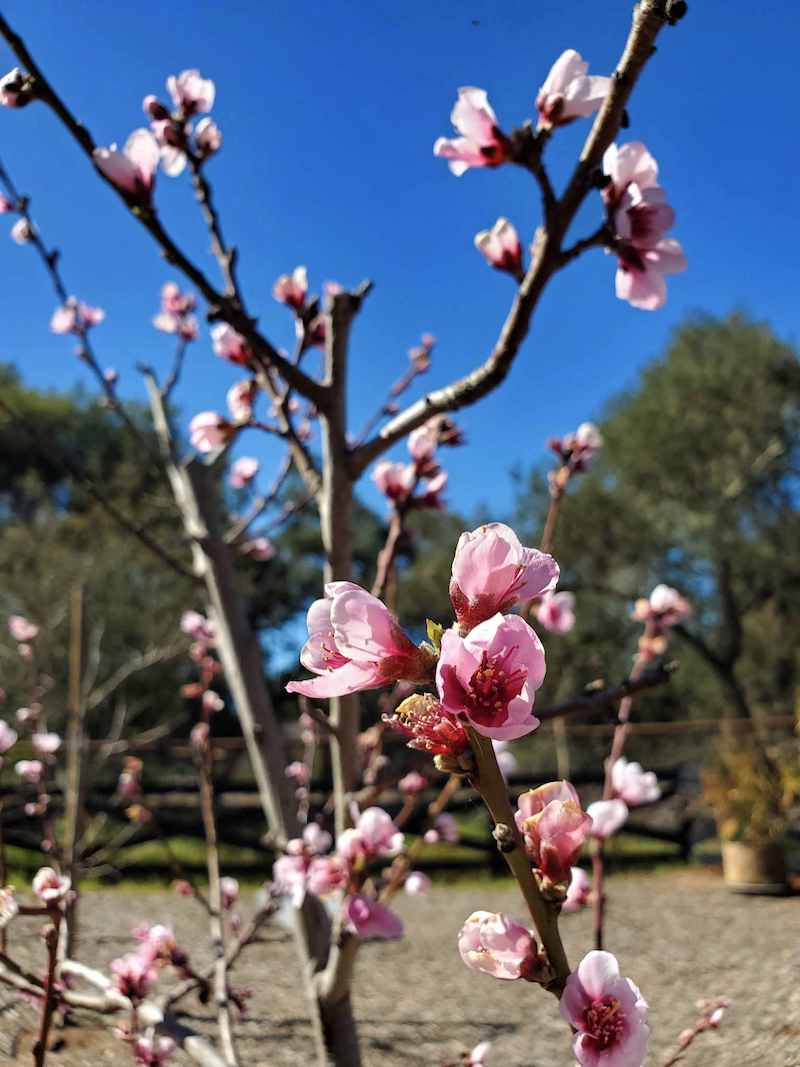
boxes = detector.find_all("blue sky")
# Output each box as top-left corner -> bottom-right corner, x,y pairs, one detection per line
0,0 -> 797,519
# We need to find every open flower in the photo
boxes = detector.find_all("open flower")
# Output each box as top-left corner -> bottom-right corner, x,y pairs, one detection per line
227,379 -> 258,424
384,693 -> 470,762
434,88 -> 508,176
134,1036 -> 176,1066
458,911 -> 541,981
230,456 -> 259,489
536,50 -> 610,129
372,460 -> 415,503
407,423 -> 438,464
286,582 -> 433,699
586,799 -> 628,839
562,867 -> 591,914
111,952 -> 158,1002
167,69 -> 215,116
211,322 -> 252,366
515,781 -> 592,889
536,591 -> 576,634
561,951 -> 650,1067
189,412 -> 234,453
610,757 -> 660,806
273,266 -> 308,311
437,613 -> 545,741
549,421 -> 603,472
32,867 -> 71,904
181,610 -> 214,643
343,894 -> 404,940
449,523 -> 559,631
93,130 -> 159,202
306,854 -> 349,896
154,282 -> 198,340
632,584 -> 690,628
474,217 -> 523,276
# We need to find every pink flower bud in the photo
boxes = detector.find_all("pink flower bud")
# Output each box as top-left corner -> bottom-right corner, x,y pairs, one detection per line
0,196 -> 11,213
211,322 -> 252,366
239,537 -> 276,561
458,910 -> 540,980
273,266 -> 308,311
93,129 -> 159,203
181,610 -> 214,643
449,523 -> 559,631
201,690 -> 224,715
404,871 -> 431,896
434,88 -> 508,176
610,757 -> 660,806
220,876 -> 239,910
371,460 -> 415,503
191,722 -> 210,747
0,720 -> 18,754
0,68 -> 35,108
195,116 -> 222,158
285,761 -> 310,786
10,217 -> 33,244
189,411 -> 234,453
111,952 -> 158,1002
536,50 -> 610,129
166,69 -> 215,116
474,218 -> 523,275
515,781 -> 592,889
586,799 -> 628,839
16,759 -> 43,784
134,1036 -> 176,1066
32,732 -> 61,757
536,591 -> 576,634
32,866 -> 71,904
229,456 -> 260,489
398,770 -> 427,796
142,95 -> 170,121
227,379 -> 258,424
562,867 -> 591,914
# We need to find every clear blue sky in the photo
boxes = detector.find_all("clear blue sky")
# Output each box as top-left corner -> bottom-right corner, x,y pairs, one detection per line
1,1 -> 797,518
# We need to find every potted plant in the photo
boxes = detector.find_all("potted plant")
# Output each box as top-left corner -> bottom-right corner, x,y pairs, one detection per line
701,737 -> 799,894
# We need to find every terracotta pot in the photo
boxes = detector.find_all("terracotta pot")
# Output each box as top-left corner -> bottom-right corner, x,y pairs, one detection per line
721,840 -> 787,895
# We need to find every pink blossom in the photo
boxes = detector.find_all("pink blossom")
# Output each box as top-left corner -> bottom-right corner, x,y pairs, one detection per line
8,615 -> 38,642
536,591 -> 576,634
190,411 -> 234,453
195,117 -> 222,158
272,854 -> 308,905
167,69 -> 215,116
225,380 -> 256,425
457,910 -> 540,981
474,217 -> 523,275
419,469 -> 448,510
343,894 -> 404,940
32,867 -> 71,904
404,871 -> 431,896
134,1036 -> 176,1066
398,770 -> 427,795
0,887 -> 18,929
133,923 -> 178,963
110,952 -> 158,1002
104,368 -> 119,385
211,322 -> 252,366
302,822 -> 332,854
307,854 -> 348,896
220,876 -> 239,910
93,129 -> 159,202
603,142 -> 686,311
239,537 -> 276,562
561,950 -> 649,1067
32,732 -> 61,757
409,333 -> 435,371
0,720 -> 17,754
15,759 -> 43,784
50,299 -> 105,335
434,88 -> 508,176
536,50 -> 610,128
230,456 -> 260,489
286,581 -> 432,699
372,460 -> 415,503
407,423 -> 438,464
562,867 -> 591,914
181,610 -> 214,643
273,266 -> 308,311
337,807 -> 403,862
0,68 -> 34,108
0,195 -> 12,212
201,690 -> 224,714
433,812 -> 459,843
437,613 -> 545,741
285,761 -> 310,786
549,421 -> 603,472
586,799 -> 628,839
16,706 -> 35,724
10,217 -> 34,244
610,757 -> 660,806
449,523 -> 559,631
632,584 -> 690,627
466,1041 -> 492,1066
17,643 -> 33,660
384,694 -> 470,760
154,282 -> 198,339
515,781 -> 592,889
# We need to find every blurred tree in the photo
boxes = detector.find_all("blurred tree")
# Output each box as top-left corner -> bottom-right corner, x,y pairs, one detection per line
512,313 -> 800,725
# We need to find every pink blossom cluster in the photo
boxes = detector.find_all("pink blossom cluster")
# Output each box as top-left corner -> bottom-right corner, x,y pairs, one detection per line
153,281 -> 198,341
603,142 -> 686,310
632,582 -> 690,659
548,421 -> 603,474
371,416 -> 453,510
9,612 -> 39,659
50,298 -> 105,337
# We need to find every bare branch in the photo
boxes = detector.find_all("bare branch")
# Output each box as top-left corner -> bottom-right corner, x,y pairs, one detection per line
536,660 -> 678,722
87,640 -> 188,711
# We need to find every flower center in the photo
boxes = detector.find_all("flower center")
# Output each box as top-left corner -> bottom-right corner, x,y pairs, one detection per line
467,651 -> 526,726
584,996 -> 625,1050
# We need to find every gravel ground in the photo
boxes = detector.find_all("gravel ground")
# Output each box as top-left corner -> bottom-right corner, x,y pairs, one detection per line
1,869 -> 798,1067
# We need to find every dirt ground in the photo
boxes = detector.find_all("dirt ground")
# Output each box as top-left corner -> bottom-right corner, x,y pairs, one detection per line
1,869 -> 798,1067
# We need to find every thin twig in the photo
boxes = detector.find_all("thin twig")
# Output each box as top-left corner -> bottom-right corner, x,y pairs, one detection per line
536,661 -> 677,722
32,912 -> 61,1067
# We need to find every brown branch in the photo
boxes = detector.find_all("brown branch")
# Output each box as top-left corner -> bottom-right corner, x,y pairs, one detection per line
349,0 -> 674,476
86,640 -> 188,711
32,913 -> 61,1067
535,661 -> 677,722
0,13 -> 327,411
